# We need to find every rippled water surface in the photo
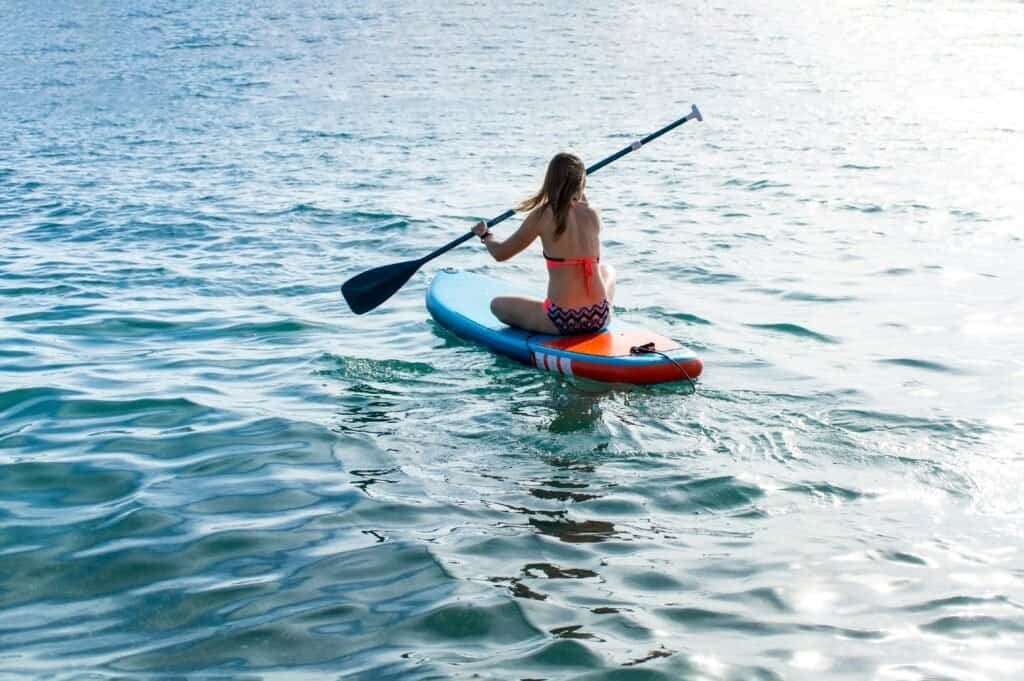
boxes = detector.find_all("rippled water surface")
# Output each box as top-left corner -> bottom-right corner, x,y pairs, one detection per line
2,1 -> 1023,679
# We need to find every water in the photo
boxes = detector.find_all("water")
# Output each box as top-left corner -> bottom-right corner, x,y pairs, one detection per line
2,1 -> 1023,679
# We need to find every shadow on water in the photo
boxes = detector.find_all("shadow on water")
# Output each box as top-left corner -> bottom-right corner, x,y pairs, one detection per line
545,385 -> 609,434
511,365 -> 700,438
425,316 -> 699,435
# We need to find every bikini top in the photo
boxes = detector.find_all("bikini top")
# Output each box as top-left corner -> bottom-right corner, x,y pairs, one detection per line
543,200 -> 600,293
544,253 -> 600,295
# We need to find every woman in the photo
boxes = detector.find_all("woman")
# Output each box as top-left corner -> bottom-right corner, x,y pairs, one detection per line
471,152 -> 616,335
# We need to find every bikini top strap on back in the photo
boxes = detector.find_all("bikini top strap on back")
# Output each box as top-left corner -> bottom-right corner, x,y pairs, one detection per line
543,253 -> 600,265
543,253 -> 600,295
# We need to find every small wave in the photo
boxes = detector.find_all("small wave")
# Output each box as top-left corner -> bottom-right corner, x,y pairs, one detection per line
717,587 -> 792,613
950,208 -> 986,222
642,306 -> 712,326
876,549 -> 930,567
0,284 -> 79,297
671,266 -> 741,285
0,359 -> 80,374
276,203 -> 325,215
840,163 -> 882,170
878,358 -> 962,373
44,204 -> 87,219
216,320 -> 311,336
265,283 -> 338,297
25,315 -> 315,342
343,210 -> 411,224
123,8 -> 171,19
258,207 -> 410,234
748,179 -> 790,191
96,417 -> 340,470
6,303 -> 104,323
723,178 -> 789,191
651,475 -> 766,515
826,409 -> 987,437
317,353 -> 435,382
519,639 -> 603,667
39,43 -> 79,55
102,540 -> 472,671
0,460 -> 141,508
124,219 -> 212,241
30,316 -> 177,337
781,291 -> 858,303
841,203 -> 884,213
402,599 -> 541,644
8,394 -> 213,426
171,34 -> 253,50
903,595 -> 1011,613
657,607 -> 783,635
39,78 -> 74,88
0,386 -> 78,415
782,481 -> 867,503
298,130 -> 354,142
22,220 -> 102,241
920,615 -> 1024,638
746,322 -> 839,344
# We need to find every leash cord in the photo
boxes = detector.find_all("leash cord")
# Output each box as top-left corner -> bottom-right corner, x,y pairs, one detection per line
630,342 -> 697,391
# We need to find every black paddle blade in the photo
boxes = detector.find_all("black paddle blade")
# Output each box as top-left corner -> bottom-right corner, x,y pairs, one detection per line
341,258 -> 422,314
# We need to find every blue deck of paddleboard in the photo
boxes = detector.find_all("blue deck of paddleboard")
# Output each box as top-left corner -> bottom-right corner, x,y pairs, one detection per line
426,269 -> 696,367
427,269 -> 535,364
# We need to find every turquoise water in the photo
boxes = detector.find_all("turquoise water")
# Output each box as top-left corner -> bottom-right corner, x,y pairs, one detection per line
2,2 -> 1023,679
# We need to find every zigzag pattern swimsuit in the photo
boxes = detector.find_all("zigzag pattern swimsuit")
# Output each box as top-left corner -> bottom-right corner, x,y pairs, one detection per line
544,298 -> 610,334
543,253 -> 610,335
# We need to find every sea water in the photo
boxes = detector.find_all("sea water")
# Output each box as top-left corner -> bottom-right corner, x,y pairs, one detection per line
1,1 -> 1022,679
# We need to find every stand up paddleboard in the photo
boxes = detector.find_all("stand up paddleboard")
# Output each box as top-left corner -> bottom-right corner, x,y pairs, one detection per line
427,269 -> 702,385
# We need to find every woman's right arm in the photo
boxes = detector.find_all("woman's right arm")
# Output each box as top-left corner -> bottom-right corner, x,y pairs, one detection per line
473,207 -> 542,262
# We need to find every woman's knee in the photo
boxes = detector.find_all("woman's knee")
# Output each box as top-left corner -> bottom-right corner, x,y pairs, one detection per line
490,297 -> 511,322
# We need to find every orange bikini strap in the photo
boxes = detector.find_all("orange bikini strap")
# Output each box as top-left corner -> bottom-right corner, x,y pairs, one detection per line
544,254 -> 598,296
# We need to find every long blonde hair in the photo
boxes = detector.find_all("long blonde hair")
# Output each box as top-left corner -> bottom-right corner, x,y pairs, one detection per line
516,152 -> 585,240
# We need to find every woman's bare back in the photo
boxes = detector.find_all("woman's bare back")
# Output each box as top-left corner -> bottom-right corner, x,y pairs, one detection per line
537,199 -> 609,308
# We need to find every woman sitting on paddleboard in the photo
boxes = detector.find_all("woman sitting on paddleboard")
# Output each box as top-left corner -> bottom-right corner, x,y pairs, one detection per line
471,152 -> 615,335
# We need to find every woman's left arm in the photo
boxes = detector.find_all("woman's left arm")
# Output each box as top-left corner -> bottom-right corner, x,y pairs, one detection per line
473,208 -> 541,262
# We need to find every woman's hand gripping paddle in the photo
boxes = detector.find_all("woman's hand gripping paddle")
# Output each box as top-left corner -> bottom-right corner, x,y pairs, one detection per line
341,105 -> 703,314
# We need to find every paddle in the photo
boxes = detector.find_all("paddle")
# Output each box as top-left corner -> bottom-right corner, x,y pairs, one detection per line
342,104 -> 703,314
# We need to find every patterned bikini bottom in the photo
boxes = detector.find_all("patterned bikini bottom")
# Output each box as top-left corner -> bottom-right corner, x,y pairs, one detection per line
544,299 -> 611,335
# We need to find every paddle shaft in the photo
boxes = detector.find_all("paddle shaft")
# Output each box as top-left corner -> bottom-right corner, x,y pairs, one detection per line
414,104 -> 703,266
341,105 -> 703,313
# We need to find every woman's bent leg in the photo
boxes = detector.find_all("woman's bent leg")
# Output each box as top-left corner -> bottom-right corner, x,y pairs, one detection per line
491,296 -> 559,334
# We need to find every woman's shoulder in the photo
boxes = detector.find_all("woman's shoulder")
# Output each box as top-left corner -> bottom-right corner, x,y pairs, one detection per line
527,202 -> 556,221
573,199 -> 601,226
576,193 -> 600,213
